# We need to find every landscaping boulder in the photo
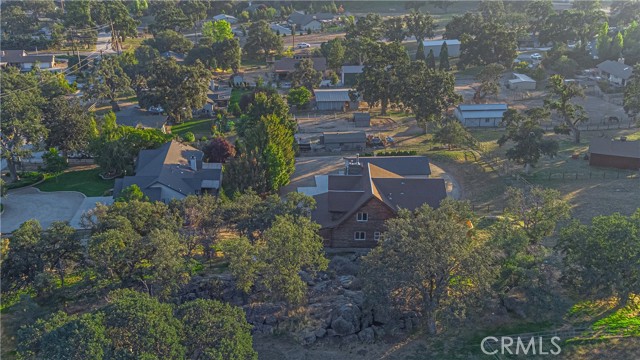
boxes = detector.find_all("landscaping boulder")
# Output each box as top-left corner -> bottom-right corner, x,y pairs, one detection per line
358,327 -> 375,343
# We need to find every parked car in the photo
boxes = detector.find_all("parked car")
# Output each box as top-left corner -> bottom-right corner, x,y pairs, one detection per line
530,53 -> 543,60
386,136 -> 395,144
148,105 -> 164,114
296,43 -> 311,49
280,82 -> 292,89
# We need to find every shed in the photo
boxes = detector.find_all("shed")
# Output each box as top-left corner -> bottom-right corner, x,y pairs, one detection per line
508,73 -> 537,90
353,112 -> 371,127
322,131 -> 366,151
314,89 -> 358,111
212,14 -> 238,24
422,39 -> 461,57
588,138 -> 640,170
454,104 -> 508,127
341,65 -> 364,86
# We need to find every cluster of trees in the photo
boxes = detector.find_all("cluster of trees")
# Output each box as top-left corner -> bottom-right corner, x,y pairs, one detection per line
243,20 -> 284,60
89,111 -> 171,176
0,67 -> 87,181
17,289 -> 256,360
186,20 -> 241,72
597,20 -> 640,64
225,90 -> 296,194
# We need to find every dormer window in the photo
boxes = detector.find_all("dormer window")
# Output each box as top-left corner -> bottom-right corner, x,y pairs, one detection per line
357,212 -> 368,222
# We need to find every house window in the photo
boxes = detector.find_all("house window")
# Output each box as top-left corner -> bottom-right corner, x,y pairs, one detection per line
357,212 -> 368,222
373,231 -> 382,241
485,119 -> 491,123
354,231 -> 366,241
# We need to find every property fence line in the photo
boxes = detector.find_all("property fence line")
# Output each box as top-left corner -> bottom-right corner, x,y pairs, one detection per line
540,121 -> 637,132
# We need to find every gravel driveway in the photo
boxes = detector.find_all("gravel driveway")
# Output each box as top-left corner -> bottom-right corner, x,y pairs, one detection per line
1,187 -> 85,233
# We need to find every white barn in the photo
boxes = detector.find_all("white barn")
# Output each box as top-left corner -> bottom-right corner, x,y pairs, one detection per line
508,73 -> 537,90
422,39 -> 461,57
455,104 -> 508,127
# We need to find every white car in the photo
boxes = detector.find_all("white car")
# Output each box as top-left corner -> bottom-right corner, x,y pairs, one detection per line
530,53 -> 543,60
296,43 -> 311,49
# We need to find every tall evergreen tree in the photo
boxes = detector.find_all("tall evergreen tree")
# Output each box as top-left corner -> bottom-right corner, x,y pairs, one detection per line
416,41 -> 426,61
426,49 -> 436,68
439,42 -> 450,71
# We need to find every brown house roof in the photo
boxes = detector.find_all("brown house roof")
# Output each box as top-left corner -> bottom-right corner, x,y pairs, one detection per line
274,57 -> 327,73
589,138 -> 640,159
311,157 -> 446,228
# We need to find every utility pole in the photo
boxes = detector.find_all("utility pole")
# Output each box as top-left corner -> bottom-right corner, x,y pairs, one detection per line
292,23 -> 295,49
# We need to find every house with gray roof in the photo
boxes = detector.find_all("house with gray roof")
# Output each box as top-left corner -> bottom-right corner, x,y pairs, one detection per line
305,156 -> 446,247
113,141 -> 222,202
589,138 -> 640,170
287,11 -> 335,31
212,14 -> 238,24
454,103 -> 509,127
0,50 -> 55,71
596,59 -> 634,86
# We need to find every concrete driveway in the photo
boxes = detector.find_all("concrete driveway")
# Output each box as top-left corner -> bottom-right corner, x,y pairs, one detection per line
1,187 -> 85,233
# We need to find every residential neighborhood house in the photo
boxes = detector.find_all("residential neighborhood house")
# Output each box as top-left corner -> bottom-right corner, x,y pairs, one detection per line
455,103 -> 509,127
588,138 -> 640,170
304,156 -> 447,247
274,57 -> 327,79
0,50 -> 55,71
113,141 -> 223,203
287,11 -> 335,31
596,59 -> 634,86
212,14 -> 238,24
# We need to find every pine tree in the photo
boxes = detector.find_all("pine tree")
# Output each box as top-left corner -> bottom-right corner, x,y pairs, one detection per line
426,49 -> 436,69
439,42 -> 450,71
415,41 -> 426,61
610,31 -> 624,58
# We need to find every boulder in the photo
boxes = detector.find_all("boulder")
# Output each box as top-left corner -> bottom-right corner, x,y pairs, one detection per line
331,316 -> 355,336
332,303 -> 362,333
314,328 -> 327,338
358,327 -> 375,344
372,325 -> 385,339
338,275 -> 355,289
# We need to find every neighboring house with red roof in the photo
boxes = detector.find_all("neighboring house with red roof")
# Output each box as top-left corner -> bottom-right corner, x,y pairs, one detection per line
304,156 -> 447,248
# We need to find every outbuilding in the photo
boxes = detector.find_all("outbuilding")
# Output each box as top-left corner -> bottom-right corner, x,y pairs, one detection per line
422,39 -> 461,57
314,89 -> 359,111
353,112 -> 371,127
454,104 -> 508,127
588,138 -> 640,170
341,65 -> 364,86
508,73 -> 537,90
322,131 -> 366,151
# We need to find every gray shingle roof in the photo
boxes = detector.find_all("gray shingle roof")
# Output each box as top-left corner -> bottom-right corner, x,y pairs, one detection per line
113,141 -> 222,200
597,60 -> 633,80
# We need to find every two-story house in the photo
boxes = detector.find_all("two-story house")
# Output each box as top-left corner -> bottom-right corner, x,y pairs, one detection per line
308,156 -> 447,248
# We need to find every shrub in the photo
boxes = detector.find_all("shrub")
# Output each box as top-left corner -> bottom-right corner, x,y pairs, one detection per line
183,132 -> 196,142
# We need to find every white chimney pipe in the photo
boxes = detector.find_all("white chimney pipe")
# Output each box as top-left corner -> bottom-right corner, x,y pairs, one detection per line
190,155 -> 198,171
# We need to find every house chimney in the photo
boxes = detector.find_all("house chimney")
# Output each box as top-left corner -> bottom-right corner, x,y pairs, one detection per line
209,79 -> 216,91
190,155 -> 198,171
356,153 -> 360,164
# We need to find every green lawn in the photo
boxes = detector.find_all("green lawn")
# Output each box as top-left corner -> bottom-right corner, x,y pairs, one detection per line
36,169 -> 114,197
171,118 -> 213,139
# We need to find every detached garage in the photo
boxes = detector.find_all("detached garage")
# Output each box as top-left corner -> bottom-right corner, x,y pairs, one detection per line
454,104 -> 508,127
589,138 -> 640,170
